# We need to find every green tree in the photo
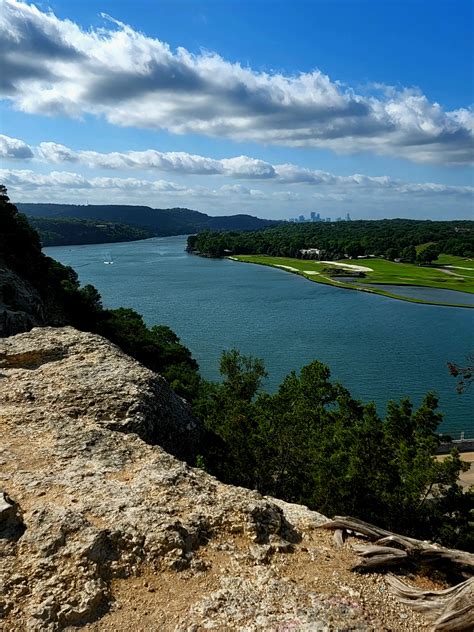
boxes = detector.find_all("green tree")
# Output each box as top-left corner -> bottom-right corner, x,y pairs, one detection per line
219,349 -> 267,402
198,350 -> 267,487
0,184 -> 43,281
416,244 -> 440,264
401,245 -> 417,262
345,241 -> 364,258
385,247 -> 399,261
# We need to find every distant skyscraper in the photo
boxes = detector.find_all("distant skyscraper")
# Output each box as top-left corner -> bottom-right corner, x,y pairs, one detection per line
299,214 -> 305,222
346,212 -> 351,221
310,211 -> 316,221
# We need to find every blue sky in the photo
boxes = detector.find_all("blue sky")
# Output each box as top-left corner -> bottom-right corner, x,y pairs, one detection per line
0,0 -> 473,219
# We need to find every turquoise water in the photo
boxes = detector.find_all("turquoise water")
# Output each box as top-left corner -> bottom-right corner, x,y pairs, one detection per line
44,236 -> 474,437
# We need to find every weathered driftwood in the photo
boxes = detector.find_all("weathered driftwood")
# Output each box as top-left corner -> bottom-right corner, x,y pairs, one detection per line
332,528 -> 346,548
351,544 -> 408,570
318,516 -> 474,630
387,575 -> 473,631
318,516 -> 474,575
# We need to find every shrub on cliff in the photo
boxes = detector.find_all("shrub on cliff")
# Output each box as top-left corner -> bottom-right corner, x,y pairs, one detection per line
0,184 -> 44,281
96,308 -> 201,401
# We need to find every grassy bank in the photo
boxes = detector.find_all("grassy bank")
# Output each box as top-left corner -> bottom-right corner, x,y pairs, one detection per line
229,255 -> 474,308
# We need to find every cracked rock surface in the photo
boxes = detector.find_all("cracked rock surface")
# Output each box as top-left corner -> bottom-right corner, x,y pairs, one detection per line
0,327 -> 432,631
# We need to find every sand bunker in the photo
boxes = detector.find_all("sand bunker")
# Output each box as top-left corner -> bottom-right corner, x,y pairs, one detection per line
275,265 -> 299,272
320,261 -> 373,272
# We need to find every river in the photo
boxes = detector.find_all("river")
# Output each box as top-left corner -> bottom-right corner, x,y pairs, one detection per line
44,235 -> 474,438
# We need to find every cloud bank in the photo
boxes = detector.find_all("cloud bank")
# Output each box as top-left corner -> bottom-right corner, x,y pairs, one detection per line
3,165 -> 472,220
1,1 -> 473,165
0,168 -> 268,201
2,135 -> 473,204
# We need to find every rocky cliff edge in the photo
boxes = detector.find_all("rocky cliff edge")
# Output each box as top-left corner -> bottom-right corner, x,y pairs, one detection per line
0,327 -> 430,631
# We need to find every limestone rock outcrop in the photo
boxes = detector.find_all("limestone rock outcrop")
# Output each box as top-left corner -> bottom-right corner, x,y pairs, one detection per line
0,327 -> 202,462
0,327 -> 429,631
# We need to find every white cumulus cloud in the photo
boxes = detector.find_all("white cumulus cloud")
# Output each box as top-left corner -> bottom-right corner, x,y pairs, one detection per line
0,133 -> 34,159
1,1 -> 473,164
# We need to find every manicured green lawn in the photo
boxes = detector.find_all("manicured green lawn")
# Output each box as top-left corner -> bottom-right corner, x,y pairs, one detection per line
229,254 -> 474,308
342,257 -> 474,290
436,254 -> 474,270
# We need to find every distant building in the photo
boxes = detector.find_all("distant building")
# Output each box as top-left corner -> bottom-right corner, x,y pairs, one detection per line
326,217 -> 331,222
298,214 -> 305,222
300,248 -> 322,257
346,212 -> 351,221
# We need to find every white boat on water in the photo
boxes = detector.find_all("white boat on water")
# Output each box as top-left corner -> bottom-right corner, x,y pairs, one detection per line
103,253 -> 114,265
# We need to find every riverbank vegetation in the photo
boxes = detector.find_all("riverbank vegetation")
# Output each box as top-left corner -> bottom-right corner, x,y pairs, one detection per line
188,218 -> 474,260
2,186 -> 472,551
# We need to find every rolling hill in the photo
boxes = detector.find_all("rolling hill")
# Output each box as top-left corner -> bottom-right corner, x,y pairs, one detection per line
18,203 -> 281,237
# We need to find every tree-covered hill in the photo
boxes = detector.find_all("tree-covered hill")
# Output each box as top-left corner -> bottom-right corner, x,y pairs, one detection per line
17,203 -> 281,236
188,219 -> 474,259
29,217 -> 155,246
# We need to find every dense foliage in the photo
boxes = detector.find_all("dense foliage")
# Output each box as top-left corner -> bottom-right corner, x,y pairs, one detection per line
19,202 -> 280,236
188,219 -> 474,260
197,350 -> 473,550
30,217 -> 154,246
0,186 -> 44,281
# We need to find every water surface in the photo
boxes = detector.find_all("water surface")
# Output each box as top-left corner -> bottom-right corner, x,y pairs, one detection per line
370,284 -> 474,306
45,236 -> 474,437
